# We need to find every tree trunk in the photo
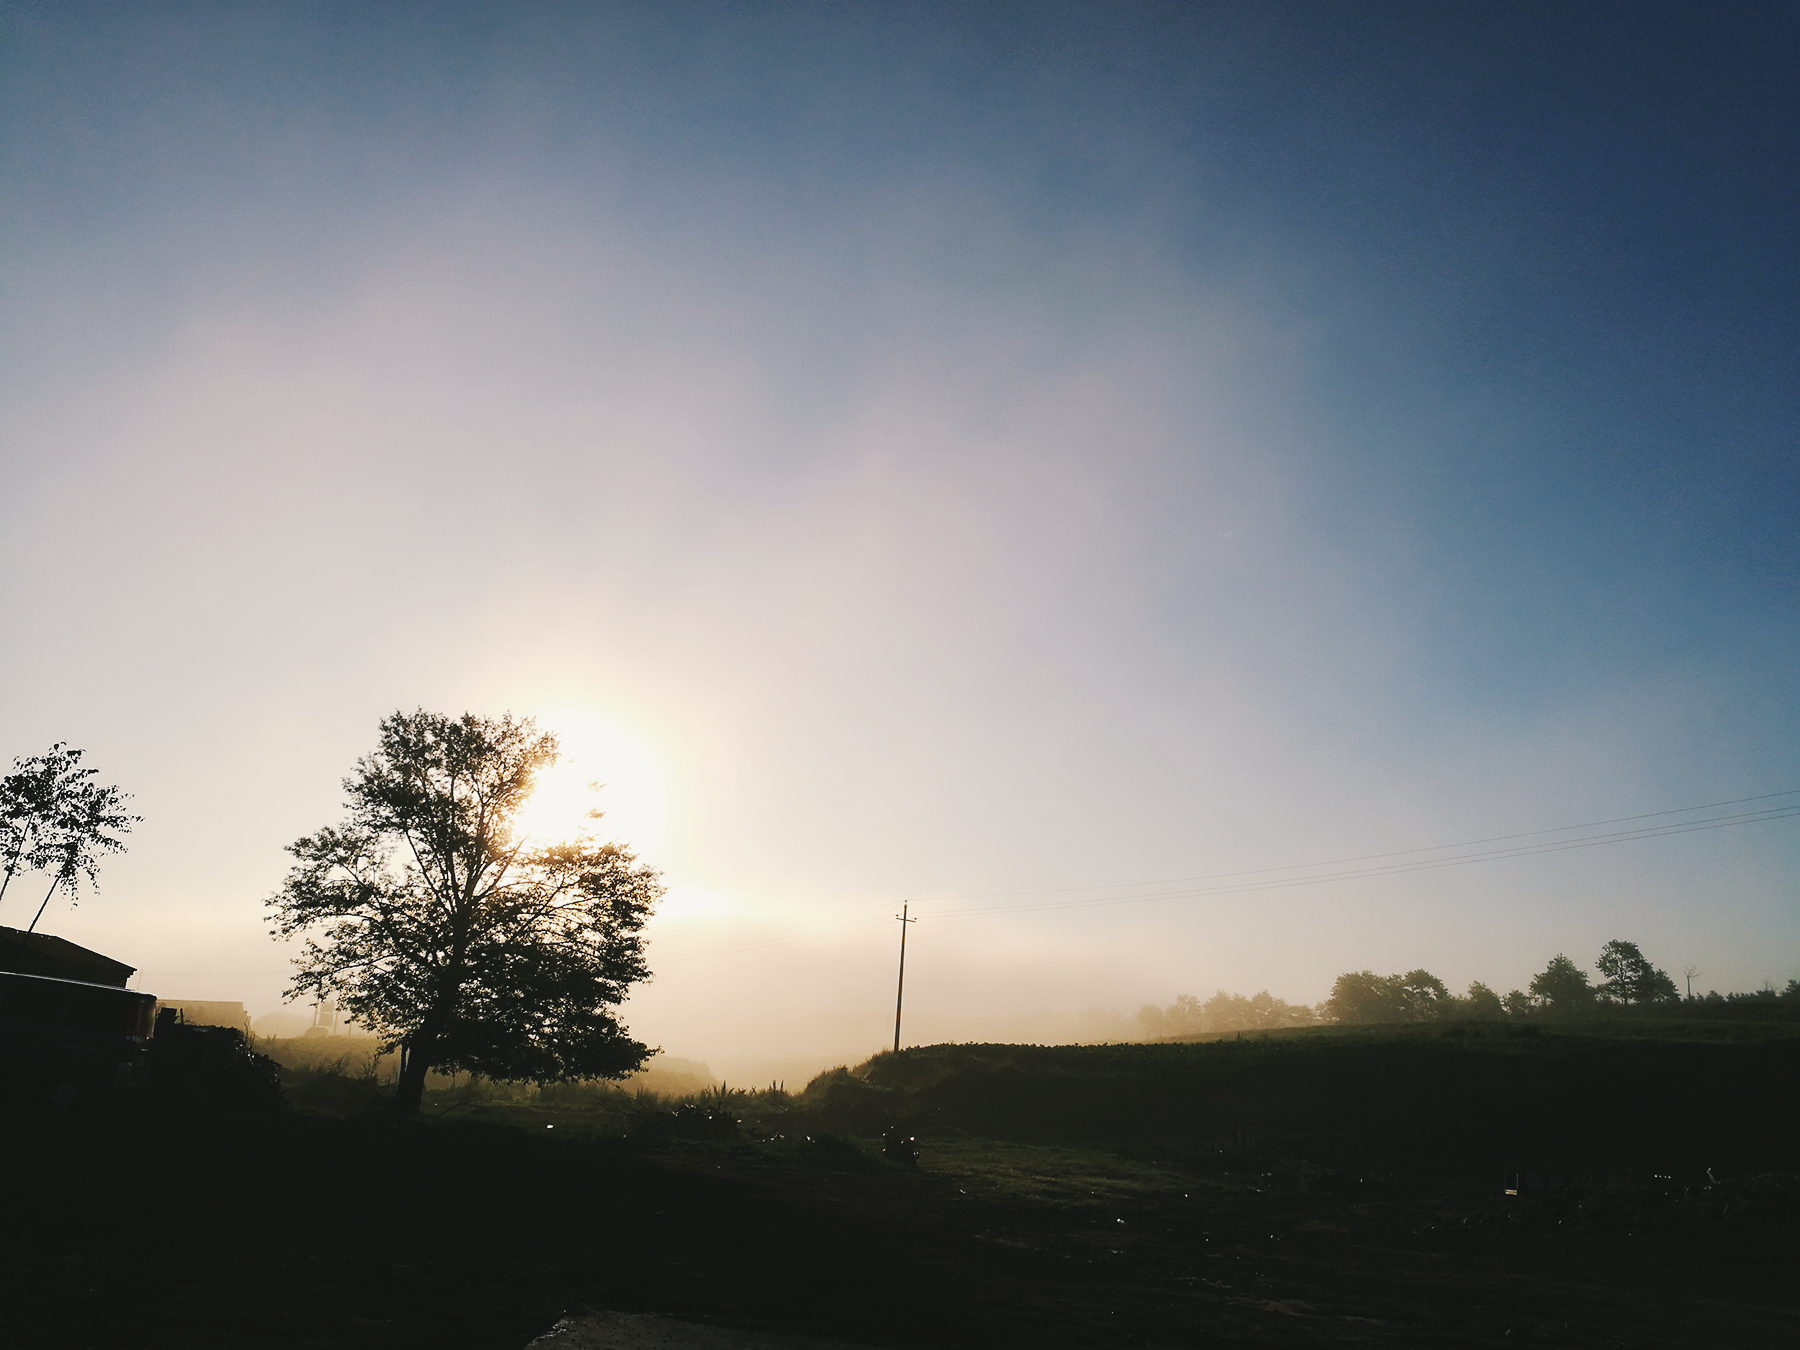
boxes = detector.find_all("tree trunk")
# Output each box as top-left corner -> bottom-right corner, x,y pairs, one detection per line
394,996 -> 457,1115
26,873 -> 59,934
394,1057 -> 424,1115
394,1028 -> 433,1115
0,837 -> 29,910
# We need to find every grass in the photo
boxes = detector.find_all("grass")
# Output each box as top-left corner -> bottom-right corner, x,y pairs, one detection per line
264,1016 -> 1800,1183
22,1016 -> 1784,1348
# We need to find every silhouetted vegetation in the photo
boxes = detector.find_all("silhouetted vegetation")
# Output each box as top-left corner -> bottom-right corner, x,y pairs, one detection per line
1138,988 -> 1317,1036
826,1024 -> 1800,1180
146,1012 -> 283,1109
0,742 -> 138,932
1135,937 -> 1738,1039
1139,941 -> 1796,1049
7,1005 -> 1797,1347
248,1013 -> 1800,1196
1292,937 -> 1783,1031
267,711 -> 661,1113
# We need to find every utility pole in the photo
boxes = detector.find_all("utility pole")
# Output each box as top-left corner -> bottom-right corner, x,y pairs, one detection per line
893,901 -> 917,1053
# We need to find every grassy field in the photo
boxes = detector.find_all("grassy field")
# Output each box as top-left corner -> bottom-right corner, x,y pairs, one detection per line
4,1019 -> 1796,1348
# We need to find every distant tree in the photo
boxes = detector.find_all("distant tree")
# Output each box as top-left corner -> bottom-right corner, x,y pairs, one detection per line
1169,993 -> 1204,1036
1501,988 -> 1533,1017
267,711 -> 662,1115
0,743 -> 138,931
1325,970 -> 1407,1024
1135,1003 -> 1168,1039
1463,981 -> 1505,1020
1193,988 -> 1314,1032
1203,989 -> 1249,1032
1248,990 -> 1317,1029
1397,969 -> 1451,1020
1595,939 -> 1680,1004
1245,991 -> 1281,1029
1528,954 -> 1595,1014
1324,969 -> 1463,1024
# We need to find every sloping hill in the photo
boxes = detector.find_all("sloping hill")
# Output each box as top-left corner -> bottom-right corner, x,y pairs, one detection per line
801,1021 -> 1800,1183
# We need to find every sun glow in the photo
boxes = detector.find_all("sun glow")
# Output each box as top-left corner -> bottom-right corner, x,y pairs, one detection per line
512,711 -> 671,858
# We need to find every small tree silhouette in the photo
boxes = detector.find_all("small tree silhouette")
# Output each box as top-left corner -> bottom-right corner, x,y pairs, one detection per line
0,744 -> 138,931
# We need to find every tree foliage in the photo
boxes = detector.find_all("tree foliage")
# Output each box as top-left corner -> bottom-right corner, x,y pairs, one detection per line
1528,953 -> 1596,1014
267,711 -> 662,1114
1463,981 -> 1505,1020
1325,970 -> 1403,1025
1325,970 -> 1505,1025
1313,940 -> 1695,1023
1134,1003 -> 1168,1038
1154,940 -> 1706,1038
1137,990 -> 1316,1037
0,743 -> 138,932
1595,938 -> 1680,1004
1203,988 -> 1318,1032
1168,992 -> 1205,1034
1325,970 -> 1451,1023
1395,969 -> 1451,1019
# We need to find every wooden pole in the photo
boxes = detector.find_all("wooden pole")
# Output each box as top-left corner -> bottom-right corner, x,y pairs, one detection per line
893,901 -> 916,1053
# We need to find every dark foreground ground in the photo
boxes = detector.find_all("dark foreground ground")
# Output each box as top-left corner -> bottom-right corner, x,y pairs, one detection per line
4,1021 -> 1798,1349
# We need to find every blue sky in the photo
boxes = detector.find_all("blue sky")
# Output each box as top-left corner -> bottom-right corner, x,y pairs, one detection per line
1,2 -> 1794,1076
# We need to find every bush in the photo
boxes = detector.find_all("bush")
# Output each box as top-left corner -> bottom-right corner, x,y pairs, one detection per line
797,1065 -> 906,1134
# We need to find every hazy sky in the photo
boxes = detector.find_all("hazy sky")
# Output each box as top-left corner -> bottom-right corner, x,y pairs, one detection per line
2,2 -> 1796,1079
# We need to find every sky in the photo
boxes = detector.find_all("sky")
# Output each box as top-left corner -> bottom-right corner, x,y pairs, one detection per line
1,1 -> 1796,1081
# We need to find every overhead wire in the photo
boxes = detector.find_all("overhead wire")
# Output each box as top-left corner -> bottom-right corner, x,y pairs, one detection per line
908,787 -> 1800,904
659,910 -> 894,959
656,787 -> 1800,957
930,803 -> 1800,918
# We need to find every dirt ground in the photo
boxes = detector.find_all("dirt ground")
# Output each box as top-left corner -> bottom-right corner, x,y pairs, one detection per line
2,1095 -> 1794,1349
529,1311 -> 873,1349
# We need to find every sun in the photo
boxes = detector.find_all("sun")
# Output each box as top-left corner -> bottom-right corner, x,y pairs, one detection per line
512,711 -> 670,856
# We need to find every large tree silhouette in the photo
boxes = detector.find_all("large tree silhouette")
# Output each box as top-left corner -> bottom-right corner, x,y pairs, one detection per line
1595,939 -> 1680,1004
268,711 -> 661,1114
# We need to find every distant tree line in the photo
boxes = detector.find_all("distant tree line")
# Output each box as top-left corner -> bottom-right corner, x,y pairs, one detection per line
1137,988 -> 1319,1037
1327,939 -> 1692,1024
1140,938 -> 1800,1037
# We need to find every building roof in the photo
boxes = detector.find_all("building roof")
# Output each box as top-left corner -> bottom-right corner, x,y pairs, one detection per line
0,927 -> 136,987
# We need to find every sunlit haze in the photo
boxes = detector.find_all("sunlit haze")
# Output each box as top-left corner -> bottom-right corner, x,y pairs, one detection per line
1,3 -> 1795,1083
513,711 -> 670,858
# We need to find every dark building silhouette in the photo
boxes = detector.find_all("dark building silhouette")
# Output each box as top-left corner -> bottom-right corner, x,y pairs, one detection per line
157,1000 -> 249,1033
0,927 -> 135,987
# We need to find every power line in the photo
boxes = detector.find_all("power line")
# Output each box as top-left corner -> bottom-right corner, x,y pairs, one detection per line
908,787 -> 1800,905
665,911 -> 892,959
930,804 -> 1800,918
656,787 -> 1800,958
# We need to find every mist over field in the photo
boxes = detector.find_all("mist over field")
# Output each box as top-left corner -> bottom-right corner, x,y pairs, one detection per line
1,3 -> 1796,1084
